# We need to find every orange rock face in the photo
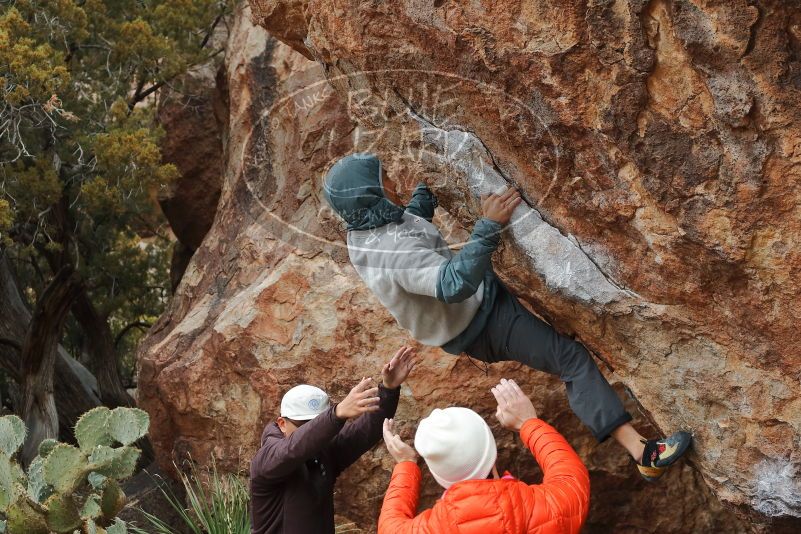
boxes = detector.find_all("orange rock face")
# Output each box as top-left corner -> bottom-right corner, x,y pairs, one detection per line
138,1 -> 800,531
246,0 -> 801,527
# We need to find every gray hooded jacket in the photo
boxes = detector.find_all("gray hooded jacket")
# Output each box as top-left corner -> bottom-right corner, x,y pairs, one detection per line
324,153 -> 499,352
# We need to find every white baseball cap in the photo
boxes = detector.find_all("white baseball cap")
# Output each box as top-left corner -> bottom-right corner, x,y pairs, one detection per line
414,407 -> 497,489
280,385 -> 330,421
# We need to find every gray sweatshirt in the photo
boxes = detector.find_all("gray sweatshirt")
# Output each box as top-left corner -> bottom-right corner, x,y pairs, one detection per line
348,212 -> 485,346
324,153 -> 501,352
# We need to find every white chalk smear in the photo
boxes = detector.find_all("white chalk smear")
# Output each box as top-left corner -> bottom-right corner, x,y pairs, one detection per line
752,459 -> 801,517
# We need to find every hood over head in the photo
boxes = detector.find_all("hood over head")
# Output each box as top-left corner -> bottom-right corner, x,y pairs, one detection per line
323,153 -> 405,231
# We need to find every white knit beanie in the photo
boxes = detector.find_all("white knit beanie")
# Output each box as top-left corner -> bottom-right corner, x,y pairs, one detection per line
414,407 -> 497,489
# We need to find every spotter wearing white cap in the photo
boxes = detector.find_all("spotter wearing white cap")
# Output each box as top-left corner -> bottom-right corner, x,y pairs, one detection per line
280,385 -> 330,421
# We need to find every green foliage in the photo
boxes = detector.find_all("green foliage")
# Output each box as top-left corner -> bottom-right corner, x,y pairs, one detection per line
107,517 -> 128,534
0,453 -> 20,512
87,472 -> 107,490
0,0 -> 232,388
99,479 -> 124,520
0,410 -> 149,533
5,497 -> 47,534
81,492 -> 101,520
0,199 -> 11,245
130,461 -> 250,534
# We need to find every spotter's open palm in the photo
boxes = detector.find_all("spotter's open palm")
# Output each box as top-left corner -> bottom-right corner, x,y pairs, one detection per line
381,345 -> 418,389
383,418 -> 418,464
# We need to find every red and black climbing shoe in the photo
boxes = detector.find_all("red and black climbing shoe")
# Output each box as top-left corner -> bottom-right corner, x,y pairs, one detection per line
636,431 -> 692,482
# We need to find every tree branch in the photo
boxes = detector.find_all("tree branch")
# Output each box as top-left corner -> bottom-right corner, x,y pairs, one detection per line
114,321 -> 151,348
200,11 -> 224,49
19,266 -> 82,462
128,76 -> 148,111
127,46 -> 224,111
0,338 -> 21,383
20,267 -> 82,378
0,337 -> 22,352
71,288 -> 135,408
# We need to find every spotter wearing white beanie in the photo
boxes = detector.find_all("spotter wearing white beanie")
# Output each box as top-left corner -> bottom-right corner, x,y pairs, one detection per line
280,385 -> 330,421
414,407 -> 497,489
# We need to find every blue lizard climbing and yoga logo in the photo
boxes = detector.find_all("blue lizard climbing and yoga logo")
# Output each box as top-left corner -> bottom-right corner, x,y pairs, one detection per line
244,68 -> 561,253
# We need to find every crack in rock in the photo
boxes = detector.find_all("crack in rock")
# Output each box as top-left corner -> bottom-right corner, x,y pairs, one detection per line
406,106 -> 638,307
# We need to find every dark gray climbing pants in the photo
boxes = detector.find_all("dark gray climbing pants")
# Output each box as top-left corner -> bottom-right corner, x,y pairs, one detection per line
464,283 -> 632,442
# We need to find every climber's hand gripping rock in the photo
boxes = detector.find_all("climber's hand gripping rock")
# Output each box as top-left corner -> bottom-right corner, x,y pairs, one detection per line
481,187 -> 522,225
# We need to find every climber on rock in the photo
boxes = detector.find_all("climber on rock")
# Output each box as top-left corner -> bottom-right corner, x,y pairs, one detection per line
323,152 -> 691,483
249,345 -> 417,534
378,378 -> 590,533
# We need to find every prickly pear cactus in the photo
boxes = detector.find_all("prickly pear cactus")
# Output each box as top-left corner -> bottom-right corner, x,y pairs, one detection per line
0,416 -> 26,515
45,444 -> 90,494
44,494 -> 81,532
107,409 -> 149,447
26,456 -> 51,503
75,408 -> 114,452
0,417 -> 25,457
0,409 -> 148,533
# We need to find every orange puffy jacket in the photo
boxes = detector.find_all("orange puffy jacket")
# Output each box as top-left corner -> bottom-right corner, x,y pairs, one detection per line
378,418 -> 590,534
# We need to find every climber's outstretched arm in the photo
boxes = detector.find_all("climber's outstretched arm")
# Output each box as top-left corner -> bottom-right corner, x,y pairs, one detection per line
436,217 -> 501,303
404,183 -> 438,221
389,188 -> 521,302
436,188 -> 522,303
250,407 -> 344,483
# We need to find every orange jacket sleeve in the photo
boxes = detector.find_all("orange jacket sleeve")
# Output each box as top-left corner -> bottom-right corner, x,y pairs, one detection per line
378,461 -> 435,534
520,418 -> 590,531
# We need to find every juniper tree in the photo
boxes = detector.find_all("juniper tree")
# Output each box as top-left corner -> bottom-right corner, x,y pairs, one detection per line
0,0 -> 230,461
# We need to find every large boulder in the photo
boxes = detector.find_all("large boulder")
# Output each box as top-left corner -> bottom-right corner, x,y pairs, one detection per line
156,20 -> 230,288
138,4 -> 753,532
244,0 -> 801,528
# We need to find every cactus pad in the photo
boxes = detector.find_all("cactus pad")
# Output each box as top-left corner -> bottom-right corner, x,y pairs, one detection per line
88,471 -> 107,489
100,479 -> 125,520
26,455 -> 52,504
45,493 -> 81,533
105,518 -> 127,534
0,416 -> 25,457
38,438 -> 59,458
75,408 -> 114,452
107,408 -> 149,447
5,496 -> 48,534
44,444 -> 89,494
0,453 -> 16,513
88,446 -> 140,480
81,493 -> 102,520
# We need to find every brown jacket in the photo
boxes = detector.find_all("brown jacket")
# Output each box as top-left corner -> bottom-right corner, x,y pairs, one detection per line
250,385 -> 400,534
